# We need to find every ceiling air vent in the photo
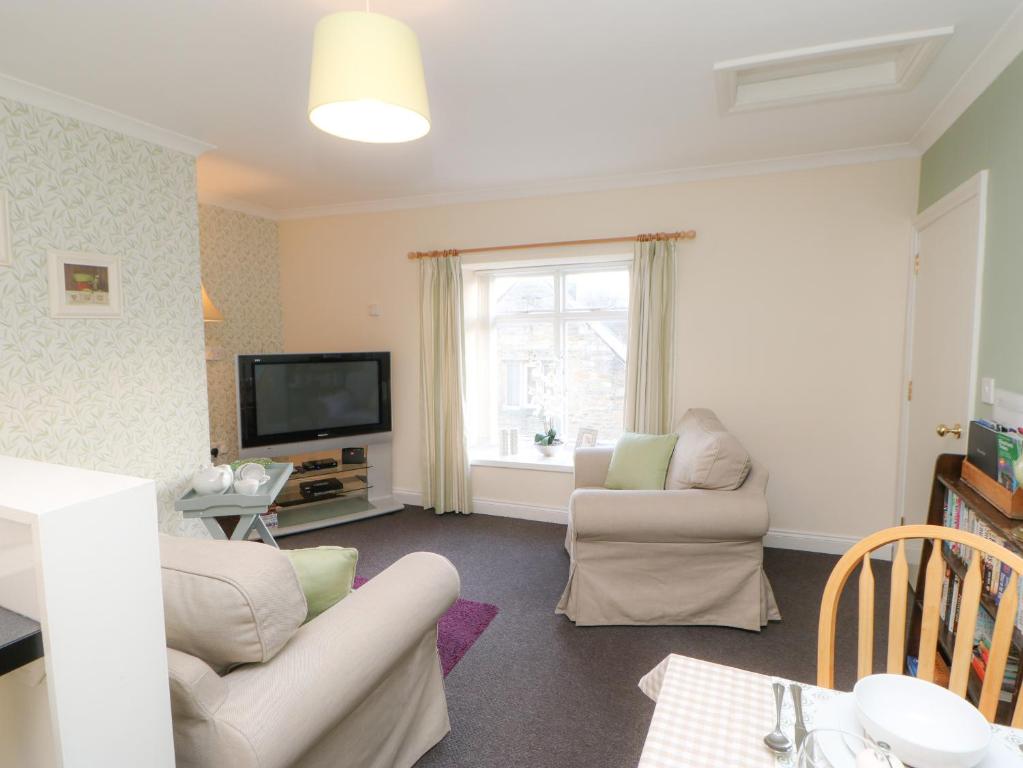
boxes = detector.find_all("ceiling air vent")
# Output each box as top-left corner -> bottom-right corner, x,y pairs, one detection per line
714,27 -> 953,113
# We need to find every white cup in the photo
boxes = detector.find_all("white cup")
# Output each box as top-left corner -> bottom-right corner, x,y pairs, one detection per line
233,478 -> 260,495
237,463 -> 269,483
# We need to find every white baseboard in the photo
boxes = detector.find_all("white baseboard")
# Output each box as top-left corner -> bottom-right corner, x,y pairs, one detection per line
395,488 -> 879,556
393,487 -> 568,524
764,528 -> 890,560
392,488 -> 424,507
472,498 -> 568,525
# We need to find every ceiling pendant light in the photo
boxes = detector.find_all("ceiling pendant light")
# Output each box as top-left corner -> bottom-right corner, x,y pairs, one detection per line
307,6 -> 431,144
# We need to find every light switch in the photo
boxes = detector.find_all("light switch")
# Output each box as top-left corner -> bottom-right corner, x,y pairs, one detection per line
368,304 -> 382,317
981,377 -> 996,405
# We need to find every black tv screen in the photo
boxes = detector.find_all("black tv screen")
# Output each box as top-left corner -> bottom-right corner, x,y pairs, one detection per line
238,353 -> 391,449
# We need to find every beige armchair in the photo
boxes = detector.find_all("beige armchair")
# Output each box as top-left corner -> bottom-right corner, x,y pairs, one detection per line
160,535 -> 459,768
556,412 -> 781,631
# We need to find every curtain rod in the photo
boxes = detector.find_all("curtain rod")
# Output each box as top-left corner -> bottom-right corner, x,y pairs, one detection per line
406,230 -> 696,260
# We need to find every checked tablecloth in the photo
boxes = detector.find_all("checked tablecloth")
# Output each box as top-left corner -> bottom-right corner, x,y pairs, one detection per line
637,654 -> 1023,768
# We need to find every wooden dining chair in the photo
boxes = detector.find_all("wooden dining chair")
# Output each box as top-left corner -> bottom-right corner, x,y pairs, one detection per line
817,524 -> 1023,725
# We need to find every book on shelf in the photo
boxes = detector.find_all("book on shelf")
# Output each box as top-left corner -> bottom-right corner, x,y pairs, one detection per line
943,488 -> 1023,632
969,612 -> 1019,703
997,431 -> 1023,492
905,654 -> 951,687
938,485 -> 1023,705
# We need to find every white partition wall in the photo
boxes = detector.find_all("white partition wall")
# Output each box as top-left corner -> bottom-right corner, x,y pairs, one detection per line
0,456 -> 174,767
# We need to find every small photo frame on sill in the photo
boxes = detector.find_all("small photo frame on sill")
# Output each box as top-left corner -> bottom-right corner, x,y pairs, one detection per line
576,428 -> 598,448
47,250 -> 122,318
0,190 -> 11,267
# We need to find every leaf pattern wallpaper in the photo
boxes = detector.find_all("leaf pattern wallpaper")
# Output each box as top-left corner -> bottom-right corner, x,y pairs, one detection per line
0,95 -> 210,535
199,204 -> 282,464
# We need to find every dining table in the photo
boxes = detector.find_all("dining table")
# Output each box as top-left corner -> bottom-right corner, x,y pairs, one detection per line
637,654 -> 1023,768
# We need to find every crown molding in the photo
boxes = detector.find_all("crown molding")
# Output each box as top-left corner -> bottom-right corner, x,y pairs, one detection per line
197,194 -> 281,222
0,73 -> 214,157
912,4 -> 1023,153
274,142 -> 920,220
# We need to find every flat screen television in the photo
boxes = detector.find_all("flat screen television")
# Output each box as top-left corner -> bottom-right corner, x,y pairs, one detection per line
237,352 -> 391,450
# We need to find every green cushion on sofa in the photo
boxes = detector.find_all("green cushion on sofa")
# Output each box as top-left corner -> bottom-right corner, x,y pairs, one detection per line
283,546 -> 359,622
604,432 -> 679,490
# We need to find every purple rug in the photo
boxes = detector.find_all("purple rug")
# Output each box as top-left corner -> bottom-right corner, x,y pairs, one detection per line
353,576 -> 498,677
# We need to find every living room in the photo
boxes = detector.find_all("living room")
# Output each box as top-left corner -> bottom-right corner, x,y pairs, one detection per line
2,1 -> 1023,767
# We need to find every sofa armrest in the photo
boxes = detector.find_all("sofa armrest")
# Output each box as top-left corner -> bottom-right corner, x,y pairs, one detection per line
569,474 -> 769,543
167,648 -> 228,720
168,648 -> 260,768
574,446 -> 613,489
214,552 -> 459,768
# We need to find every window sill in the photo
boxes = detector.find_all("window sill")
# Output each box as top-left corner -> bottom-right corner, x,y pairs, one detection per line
470,449 -> 574,473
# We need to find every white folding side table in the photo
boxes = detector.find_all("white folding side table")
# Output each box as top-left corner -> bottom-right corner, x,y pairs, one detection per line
175,462 -> 293,547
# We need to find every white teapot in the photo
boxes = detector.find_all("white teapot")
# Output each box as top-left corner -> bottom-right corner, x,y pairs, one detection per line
192,463 -> 234,495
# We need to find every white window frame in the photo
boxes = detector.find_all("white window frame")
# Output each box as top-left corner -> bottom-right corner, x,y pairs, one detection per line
472,261 -> 630,452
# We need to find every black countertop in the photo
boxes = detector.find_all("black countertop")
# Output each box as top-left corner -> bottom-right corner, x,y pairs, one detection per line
0,606 -> 43,676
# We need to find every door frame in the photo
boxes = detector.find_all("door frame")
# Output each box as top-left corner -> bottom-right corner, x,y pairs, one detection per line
893,169 -> 988,529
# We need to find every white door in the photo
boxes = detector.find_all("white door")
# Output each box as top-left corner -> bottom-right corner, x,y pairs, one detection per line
897,171 -> 987,533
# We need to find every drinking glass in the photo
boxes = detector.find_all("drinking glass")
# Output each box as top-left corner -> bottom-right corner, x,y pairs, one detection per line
797,729 -> 899,768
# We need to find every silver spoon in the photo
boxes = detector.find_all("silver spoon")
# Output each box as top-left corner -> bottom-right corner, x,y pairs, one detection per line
764,682 -> 793,754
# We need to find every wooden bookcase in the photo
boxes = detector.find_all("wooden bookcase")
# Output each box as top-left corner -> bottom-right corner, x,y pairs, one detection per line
907,453 -> 1023,724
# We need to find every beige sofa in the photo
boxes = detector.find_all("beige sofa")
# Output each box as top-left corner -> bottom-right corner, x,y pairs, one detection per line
556,409 -> 781,630
160,535 -> 459,768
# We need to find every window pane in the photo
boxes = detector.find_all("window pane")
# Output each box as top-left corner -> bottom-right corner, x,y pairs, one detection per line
501,360 -> 523,407
565,270 -> 629,310
564,320 -> 627,442
494,322 -> 558,441
492,274 -> 555,313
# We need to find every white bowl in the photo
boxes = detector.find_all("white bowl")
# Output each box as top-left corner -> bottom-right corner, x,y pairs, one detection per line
854,674 -> 991,768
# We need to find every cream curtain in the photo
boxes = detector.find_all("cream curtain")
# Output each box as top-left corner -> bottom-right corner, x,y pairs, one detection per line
625,238 -> 677,434
419,255 -> 472,514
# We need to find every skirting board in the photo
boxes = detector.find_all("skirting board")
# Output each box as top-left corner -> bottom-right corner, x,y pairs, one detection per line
394,488 -> 881,555
393,488 -> 567,525
764,528 -> 891,560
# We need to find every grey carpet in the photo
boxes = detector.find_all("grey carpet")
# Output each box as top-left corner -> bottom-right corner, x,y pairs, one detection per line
280,507 -> 890,768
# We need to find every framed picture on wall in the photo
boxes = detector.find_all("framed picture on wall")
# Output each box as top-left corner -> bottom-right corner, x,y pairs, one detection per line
47,250 -> 123,318
0,190 -> 11,267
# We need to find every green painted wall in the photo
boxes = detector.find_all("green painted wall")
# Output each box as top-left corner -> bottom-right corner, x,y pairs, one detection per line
919,52 -> 1023,417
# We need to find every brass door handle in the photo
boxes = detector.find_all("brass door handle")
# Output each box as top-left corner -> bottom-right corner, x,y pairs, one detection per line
936,423 -> 962,439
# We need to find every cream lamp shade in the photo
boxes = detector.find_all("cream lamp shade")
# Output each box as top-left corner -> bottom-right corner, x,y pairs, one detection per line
201,283 -> 224,323
308,11 -> 431,143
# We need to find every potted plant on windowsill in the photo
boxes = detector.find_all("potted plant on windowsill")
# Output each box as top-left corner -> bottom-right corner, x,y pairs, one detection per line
534,423 -> 563,457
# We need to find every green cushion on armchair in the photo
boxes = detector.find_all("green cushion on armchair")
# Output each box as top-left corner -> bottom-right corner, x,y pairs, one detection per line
604,432 -> 679,490
283,546 -> 359,622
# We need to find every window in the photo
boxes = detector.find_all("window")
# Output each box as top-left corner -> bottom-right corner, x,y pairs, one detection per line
469,263 -> 630,451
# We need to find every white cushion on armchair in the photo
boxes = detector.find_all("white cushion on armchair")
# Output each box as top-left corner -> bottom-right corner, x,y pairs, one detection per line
160,534 -> 308,673
665,408 -> 751,491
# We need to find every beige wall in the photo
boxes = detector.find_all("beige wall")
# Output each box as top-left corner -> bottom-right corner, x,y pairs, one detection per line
199,204 -> 282,463
279,158 -> 920,540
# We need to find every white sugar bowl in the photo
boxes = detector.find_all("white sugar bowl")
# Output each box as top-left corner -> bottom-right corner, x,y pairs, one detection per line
192,464 -> 233,495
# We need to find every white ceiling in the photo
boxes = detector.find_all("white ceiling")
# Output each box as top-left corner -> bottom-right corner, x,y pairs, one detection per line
0,0 -> 1020,216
